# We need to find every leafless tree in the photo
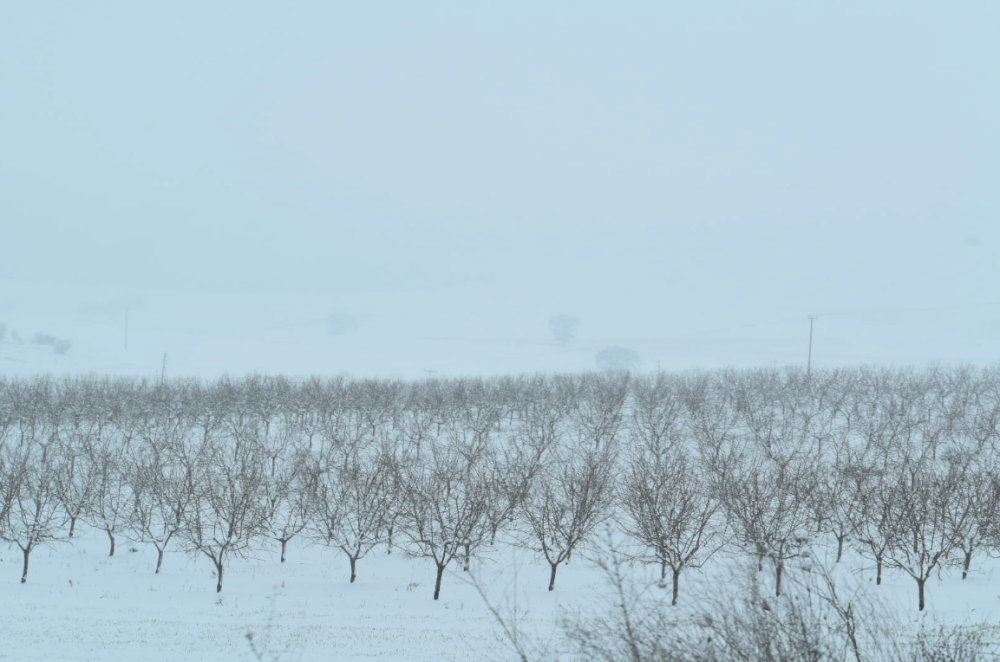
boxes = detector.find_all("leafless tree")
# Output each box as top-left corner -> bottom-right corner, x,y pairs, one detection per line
548,314 -> 579,345
3,447 -> 66,583
248,379 -> 315,564
712,448 -> 815,597
261,449 -> 314,564
849,464 -> 897,586
0,379 -> 18,537
47,381 -> 103,539
951,365 -> 1000,452
0,383 -> 66,583
520,444 -> 618,591
569,372 -> 630,450
819,438 -> 871,563
884,460 -> 965,610
398,443 -> 493,599
51,439 -> 94,539
846,366 -> 935,463
181,428 -> 270,593
483,434 -> 547,545
310,446 -> 396,582
619,446 -> 725,606
936,452 -> 996,580
85,438 -> 134,557
126,424 -> 200,574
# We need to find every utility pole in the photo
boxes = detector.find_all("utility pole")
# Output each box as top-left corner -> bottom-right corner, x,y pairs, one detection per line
807,315 -> 818,376
160,353 -> 168,383
124,306 -> 129,350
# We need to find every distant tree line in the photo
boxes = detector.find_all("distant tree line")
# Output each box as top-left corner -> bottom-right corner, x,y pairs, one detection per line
2,366 -> 1000,610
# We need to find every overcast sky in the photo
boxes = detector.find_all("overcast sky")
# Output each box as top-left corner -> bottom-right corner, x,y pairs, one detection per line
2,2 -> 999,338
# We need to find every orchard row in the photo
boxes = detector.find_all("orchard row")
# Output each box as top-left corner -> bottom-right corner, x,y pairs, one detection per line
1,365 -> 998,608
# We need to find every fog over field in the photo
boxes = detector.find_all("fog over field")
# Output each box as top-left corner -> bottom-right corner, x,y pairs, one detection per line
2,4 -> 1000,662
2,2 -> 999,379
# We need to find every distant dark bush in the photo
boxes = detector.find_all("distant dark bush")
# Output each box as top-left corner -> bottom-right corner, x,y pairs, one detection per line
32,332 -> 72,355
33,333 -> 57,345
595,346 -> 640,372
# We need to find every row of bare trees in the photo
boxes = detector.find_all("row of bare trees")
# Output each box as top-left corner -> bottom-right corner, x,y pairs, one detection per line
2,366 -> 1000,608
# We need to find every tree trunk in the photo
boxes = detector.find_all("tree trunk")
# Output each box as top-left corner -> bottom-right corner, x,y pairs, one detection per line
386,524 -> 394,555
68,516 -> 77,538
155,547 -> 165,574
836,535 -> 845,563
216,560 -> 224,593
280,538 -> 287,564
350,556 -> 357,584
20,545 -> 32,584
548,562 -> 559,592
107,529 -> 116,557
463,543 -> 471,572
671,567 -> 681,607
917,577 -> 926,611
775,561 -> 783,597
963,549 -> 973,580
433,563 -> 445,600
876,556 -> 883,585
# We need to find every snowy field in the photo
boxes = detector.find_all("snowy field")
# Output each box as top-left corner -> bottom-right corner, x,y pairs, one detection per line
2,523 -> 999,662
4,1 -> 999,659
2,278 -> 999,382
4,279 -> 1000,661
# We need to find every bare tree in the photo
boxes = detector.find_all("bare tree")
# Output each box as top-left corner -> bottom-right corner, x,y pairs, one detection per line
884,460 -> 965,610
520,444 -> 617,591
619,447 -> 725,605
126,430 -> 200,574
952,365 -> 1000,452
309,448 -> 394,583
0,378 -> 68,583
548,314 -> 579,345
52,439 -> 94,539
181,431 -> 270,593
570,371 -> 630,450
850,464 -> 896,586
48,381 -> 102,539
712,449 -> 815,597
483,435 -> 547,545
821,445 -> 871,563
260,446 -> 313,564
399,444 -> 493,600
0,381 -> 18,539
1,436 -> 65,583
940,453 -> 996,580
85,439 -> 134,557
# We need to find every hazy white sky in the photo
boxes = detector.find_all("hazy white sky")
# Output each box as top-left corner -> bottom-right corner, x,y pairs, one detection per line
2,2 -> 998,331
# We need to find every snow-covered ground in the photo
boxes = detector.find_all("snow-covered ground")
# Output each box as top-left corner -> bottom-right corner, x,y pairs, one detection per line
1,523 -> 997,662
3,278 -> 999,382
4,277 -> 1000,661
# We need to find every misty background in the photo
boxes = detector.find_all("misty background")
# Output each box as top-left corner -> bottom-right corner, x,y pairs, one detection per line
1,2 -> 998,378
